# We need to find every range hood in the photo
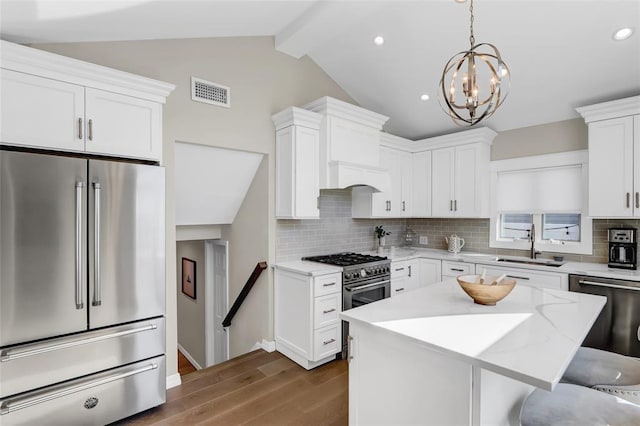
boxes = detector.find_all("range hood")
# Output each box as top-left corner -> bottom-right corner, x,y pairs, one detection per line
304,97 -> 390,192
327,160 -> 390,193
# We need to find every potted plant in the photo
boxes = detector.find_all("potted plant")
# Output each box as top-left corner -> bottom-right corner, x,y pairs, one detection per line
375,225 -> 391,248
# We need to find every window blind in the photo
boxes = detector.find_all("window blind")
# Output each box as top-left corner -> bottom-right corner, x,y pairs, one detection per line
496,165 -> 582,212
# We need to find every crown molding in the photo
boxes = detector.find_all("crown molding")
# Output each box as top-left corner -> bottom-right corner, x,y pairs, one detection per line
0,40 -> 175,103
303,96 -> 389,129
272,106 -> 323,130
576,96 -> 640,123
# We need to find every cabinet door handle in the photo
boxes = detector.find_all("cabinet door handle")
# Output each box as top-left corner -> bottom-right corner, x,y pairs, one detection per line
323,338 -> 336,345
317,196 -> 320,209
451,268 -> 464,272
454,200 -> 457,211
88,119 -> 93,141
78,118 -> 83,139
627,192 -> 630,208
322,282 -> 336,287
395,288 -> 405,292
636,192 -> 639,209
347,335 -> 354,362
450,200 -> 453,211
402,201 -> 406,212
322,308 -> 336,314
506,274 -> 530,280
408,265 -> 412,277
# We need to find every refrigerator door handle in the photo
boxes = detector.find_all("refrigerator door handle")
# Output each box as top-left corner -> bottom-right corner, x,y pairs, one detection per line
0,323 -> 157,362
0,362 -> 158,415
92,182 -> 102,307
75,182 -> 84,310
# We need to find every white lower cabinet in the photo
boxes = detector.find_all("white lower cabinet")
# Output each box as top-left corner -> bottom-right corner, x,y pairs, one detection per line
391,259 -> 419,296
274,268 -> 342,369
418,258 -> 442,287
475,264 -> 568,290
441,260 -> 474,279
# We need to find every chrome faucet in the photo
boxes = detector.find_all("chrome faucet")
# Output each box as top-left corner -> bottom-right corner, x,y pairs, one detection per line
530,224 -> 542,259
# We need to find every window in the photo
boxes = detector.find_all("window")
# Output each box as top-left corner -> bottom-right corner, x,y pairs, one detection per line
499,213 -> 533,239
489,151 -> 592,255
542,213 -> 581,242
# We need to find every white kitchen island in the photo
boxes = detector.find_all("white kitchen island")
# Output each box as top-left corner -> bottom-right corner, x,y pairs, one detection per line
340,279 -> 606,426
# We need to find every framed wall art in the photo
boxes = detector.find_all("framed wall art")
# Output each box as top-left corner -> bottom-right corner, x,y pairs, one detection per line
181,257 -> 196,300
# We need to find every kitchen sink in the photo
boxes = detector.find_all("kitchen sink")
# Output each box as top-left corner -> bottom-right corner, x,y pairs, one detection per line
495,258 -> 565,267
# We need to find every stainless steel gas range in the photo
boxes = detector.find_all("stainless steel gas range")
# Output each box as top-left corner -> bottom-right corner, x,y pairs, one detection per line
302,252 -> 391,357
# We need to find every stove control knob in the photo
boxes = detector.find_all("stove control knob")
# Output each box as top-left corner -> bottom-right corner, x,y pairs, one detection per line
360,269 -> 367,278
345,273 -> 351,280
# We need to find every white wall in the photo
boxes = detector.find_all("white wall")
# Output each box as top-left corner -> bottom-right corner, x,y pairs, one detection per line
33,36 -> 355,378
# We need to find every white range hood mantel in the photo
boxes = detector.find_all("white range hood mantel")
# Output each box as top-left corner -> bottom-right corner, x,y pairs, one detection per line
303,96 -> 391,192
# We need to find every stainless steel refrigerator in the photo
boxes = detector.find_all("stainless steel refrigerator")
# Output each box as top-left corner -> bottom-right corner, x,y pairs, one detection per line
0,149 -> 166,424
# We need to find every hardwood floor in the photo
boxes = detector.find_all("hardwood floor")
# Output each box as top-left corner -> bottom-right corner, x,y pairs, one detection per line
118,350 -> 348,425
178,350 -> 197,376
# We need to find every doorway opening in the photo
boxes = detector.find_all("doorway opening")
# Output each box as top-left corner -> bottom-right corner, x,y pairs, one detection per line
176,238 -> 229,374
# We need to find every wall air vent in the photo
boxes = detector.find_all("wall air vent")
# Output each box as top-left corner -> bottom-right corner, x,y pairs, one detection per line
191,77 -> 230,108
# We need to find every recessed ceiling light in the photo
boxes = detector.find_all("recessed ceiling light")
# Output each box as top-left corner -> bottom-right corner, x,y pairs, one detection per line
373,36 -> 385,46
420,94 -> 430,101
613,28 -> 633,41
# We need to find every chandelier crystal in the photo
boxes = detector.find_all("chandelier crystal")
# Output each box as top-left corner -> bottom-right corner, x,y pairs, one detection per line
439,0 -> 510,126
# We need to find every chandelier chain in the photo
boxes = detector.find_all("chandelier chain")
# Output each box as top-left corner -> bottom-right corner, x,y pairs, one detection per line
469,0 -> 475,48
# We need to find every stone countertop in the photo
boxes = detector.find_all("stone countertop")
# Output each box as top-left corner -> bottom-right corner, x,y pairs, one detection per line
340,279 -> 607,391
373,247 -> 640,281
273,260 -> 342,276
275,247 -> 640,281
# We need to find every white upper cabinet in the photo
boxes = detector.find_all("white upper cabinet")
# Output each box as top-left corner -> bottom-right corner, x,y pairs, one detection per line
0,41 -> 174,162
84,88 -> 162,160
412,150 -> 432,217
272,107 -> 322,219
1,69 -> 85,152
431,142 -> 491,218
577,96 -> 640,218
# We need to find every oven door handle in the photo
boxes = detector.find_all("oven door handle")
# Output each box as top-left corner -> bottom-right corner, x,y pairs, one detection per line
346,280 -> 391,292
578,280 -> 640,292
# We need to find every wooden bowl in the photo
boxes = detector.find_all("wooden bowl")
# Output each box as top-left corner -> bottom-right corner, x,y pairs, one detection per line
456,274 -> 516,306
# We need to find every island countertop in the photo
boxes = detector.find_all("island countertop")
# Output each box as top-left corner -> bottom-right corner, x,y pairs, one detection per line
340,279 -> 606,391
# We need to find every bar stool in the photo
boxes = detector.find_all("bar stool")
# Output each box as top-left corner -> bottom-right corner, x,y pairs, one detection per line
520,383 -> 640,426
562,347 -> 640,405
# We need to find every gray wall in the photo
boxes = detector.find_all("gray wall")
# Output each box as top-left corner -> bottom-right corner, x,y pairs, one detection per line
34,36 -> 355,377
491,118 -> 587,160
176,240 -> 206,368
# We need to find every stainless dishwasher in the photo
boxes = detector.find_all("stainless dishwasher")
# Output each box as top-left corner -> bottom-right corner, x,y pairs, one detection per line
569,274 -> 640,357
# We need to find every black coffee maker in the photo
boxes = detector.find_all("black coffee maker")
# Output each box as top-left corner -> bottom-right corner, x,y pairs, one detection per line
608,227 -> 637,269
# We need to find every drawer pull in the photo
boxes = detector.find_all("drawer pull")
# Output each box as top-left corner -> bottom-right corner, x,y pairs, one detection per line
395,267 -> 405,271
323,338 -> 336,345
451,268 -> 465,272
506,275 -> 530,280
322,308 -> 336,314
0,363 -> 157,415
395,288 -> 405,292
0,324 -> 157,362
322,282 -> 336,287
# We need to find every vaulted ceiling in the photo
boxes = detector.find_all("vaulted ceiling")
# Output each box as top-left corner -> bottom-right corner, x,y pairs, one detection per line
2,0 -> 639,139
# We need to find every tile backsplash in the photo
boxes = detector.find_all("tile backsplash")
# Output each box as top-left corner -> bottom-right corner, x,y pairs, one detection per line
276,189 -> 632,265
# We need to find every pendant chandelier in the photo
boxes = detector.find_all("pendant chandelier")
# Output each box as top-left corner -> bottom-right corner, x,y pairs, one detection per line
439,0 -> 510,126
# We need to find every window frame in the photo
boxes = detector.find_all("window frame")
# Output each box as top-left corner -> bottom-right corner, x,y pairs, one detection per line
489,151 -> 592,255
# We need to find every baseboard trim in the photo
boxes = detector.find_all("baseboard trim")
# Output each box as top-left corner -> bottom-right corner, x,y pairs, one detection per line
251,339 -> 276,353
166,373 -> 182,389
178,343 -> 203,370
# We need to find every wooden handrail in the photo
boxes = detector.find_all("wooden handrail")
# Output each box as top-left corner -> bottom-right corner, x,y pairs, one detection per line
222,261 -> 268,328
